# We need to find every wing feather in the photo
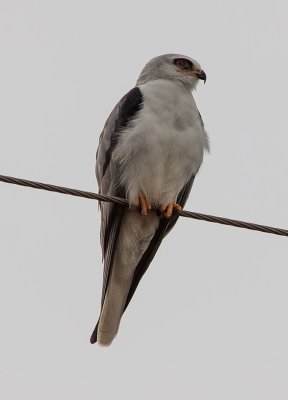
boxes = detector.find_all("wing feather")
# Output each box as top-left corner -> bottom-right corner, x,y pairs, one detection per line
90,87 -> 143,344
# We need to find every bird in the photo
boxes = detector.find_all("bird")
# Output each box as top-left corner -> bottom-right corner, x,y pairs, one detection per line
90,54 -> 209,346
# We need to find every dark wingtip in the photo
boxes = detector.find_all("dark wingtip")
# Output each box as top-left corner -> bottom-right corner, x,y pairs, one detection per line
90,336 -> 97,344
90,322 -> 99,344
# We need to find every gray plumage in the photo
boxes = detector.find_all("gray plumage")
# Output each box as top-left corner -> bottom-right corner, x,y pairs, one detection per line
90,54 -> 209,346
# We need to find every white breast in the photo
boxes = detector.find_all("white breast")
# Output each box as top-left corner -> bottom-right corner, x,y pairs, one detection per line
113,79 -> 208,207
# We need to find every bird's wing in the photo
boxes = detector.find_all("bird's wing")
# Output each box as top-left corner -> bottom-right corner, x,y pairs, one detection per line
123,175 -> 195,312
96,87 -> 143,302
90,87 -> 143,344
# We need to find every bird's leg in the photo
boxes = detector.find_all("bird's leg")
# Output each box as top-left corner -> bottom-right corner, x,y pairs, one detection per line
160,202 -> 182,219
138,193 -> 151,216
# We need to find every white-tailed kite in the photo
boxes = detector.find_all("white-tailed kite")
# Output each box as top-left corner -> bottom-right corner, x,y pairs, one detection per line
90,54 -> 209,346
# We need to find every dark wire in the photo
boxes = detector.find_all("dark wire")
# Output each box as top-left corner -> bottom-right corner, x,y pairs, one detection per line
1,174 -> 287,237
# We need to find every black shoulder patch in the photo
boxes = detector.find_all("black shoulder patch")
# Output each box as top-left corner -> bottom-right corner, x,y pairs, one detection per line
102,87 -> 143,177
114,87 -> 143,132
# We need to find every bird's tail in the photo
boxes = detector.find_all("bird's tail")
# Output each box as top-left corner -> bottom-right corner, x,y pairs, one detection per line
90,273 -> 132,346
90,211 -> 160,346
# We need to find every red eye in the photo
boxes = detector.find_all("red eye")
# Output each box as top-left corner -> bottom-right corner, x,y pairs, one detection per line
174,58 -> 193,70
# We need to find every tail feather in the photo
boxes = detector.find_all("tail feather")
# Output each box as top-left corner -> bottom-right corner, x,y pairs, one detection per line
90,211 -> 159,345
95,273 -> 132,346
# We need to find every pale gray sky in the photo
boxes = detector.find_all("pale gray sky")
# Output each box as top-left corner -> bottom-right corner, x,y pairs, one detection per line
1,1 -> 288,399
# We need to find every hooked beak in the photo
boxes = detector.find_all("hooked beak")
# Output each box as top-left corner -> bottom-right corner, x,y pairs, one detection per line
197,70 -> 206,83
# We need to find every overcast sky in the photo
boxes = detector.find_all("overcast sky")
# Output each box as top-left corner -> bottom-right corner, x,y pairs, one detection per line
1,1 -> 288,399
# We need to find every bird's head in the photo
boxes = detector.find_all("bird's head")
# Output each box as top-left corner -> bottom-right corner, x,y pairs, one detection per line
136,54 -> 206,89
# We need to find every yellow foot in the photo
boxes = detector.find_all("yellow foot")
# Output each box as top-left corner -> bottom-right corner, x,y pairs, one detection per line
139,194 -> 151,216
161,203 -> 182,219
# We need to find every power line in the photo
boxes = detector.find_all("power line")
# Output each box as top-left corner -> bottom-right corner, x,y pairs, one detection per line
1,174 -> 287,238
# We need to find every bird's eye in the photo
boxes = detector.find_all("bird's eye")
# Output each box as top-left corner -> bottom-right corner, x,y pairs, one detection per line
173,58 -> 193,70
